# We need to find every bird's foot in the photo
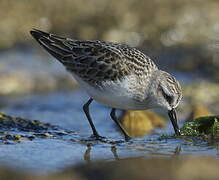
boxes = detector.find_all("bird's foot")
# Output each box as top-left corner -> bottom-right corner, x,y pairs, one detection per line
90,134 -> 106,141
124,135 -> 131,142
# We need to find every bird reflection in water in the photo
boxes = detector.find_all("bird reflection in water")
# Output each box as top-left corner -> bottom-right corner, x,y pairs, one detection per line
84,144 -> 92,163
83,144 -> 120,163
83,144 -> 181,163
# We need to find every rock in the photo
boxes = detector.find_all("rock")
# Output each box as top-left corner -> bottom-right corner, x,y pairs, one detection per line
145,111 -> 166,128
0,112 -> 57,132
4,134 -> 21,141
34,132 -> 53,138
0,112 -> 78,144
186,105 -> 212,121
181,115 -> 219,137
120,110 -> 166,137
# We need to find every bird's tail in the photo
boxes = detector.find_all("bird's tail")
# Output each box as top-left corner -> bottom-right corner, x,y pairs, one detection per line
30,29 -> 73,61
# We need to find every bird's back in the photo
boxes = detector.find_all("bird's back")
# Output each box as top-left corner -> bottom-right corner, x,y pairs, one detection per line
30,29 -> 158,87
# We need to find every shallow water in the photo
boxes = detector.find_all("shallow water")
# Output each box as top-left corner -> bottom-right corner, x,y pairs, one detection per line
0,90 -> 218,174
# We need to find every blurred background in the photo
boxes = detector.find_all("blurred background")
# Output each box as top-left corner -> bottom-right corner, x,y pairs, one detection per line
0,0 -> 219,177
0,0 -> 219,109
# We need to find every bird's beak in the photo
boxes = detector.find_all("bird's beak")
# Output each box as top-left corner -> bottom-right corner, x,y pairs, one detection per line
168,108 -> 181,136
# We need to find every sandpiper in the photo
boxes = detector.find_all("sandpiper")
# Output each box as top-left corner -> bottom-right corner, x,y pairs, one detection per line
30,29 -> 182,141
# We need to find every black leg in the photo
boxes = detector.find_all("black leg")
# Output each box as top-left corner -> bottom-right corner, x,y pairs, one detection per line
111,146 -> 119,160
83,98 -> 102,139
110,108 -> 131,141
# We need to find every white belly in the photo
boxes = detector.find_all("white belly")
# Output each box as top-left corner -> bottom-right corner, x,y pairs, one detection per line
73,74 -> 147,110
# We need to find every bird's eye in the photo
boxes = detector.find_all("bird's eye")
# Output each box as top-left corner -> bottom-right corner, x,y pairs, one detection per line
163,93 -> 173,105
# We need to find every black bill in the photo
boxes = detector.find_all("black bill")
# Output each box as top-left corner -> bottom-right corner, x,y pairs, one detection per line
168,109 -> 181,136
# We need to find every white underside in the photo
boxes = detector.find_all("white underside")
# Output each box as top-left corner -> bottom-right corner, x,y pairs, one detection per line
72,74 -> 148,110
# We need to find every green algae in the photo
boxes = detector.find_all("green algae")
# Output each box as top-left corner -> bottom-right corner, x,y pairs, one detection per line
159,116 -> 219,143
180,116 -> 219,137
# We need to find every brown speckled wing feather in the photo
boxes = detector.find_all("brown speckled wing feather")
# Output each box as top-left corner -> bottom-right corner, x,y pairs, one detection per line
30,29 -> 157,86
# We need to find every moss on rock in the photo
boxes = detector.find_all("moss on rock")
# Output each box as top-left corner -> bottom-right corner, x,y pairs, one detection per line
181,115 -> 219,137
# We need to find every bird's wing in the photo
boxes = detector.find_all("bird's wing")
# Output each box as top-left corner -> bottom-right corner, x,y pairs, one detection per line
30,29 -> 157,86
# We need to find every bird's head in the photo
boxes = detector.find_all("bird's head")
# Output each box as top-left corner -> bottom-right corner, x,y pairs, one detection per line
148,70 -> 182,135
155,71 -> 182,110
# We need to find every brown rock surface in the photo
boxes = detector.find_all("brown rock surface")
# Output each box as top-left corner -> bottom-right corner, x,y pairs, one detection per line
120,110 -> 166,137
186,105 -> 213,121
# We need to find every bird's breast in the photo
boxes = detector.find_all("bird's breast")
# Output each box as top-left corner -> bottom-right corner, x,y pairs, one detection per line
73,74 -> 149,110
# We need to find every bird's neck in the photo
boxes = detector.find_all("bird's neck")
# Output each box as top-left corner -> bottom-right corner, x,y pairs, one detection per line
141,70 -> 162,108
146,70 -> 161,95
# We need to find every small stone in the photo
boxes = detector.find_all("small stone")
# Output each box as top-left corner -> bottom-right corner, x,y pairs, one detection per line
35,132 -> 53,138
28,136 -> 35,141
5,134 -> 14,140
120,110 -> 166,137
14,134 -> 21,140
55,131 -> 69,136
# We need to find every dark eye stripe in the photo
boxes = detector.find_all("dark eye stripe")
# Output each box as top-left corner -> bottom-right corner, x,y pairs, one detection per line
163,91 -> 173,105
159,85 -> 173,105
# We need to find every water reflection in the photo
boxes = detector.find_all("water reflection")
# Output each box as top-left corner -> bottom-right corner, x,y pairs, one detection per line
149,146 -> 183,157
83,144 -> 183,163
111,146 -> 120,160
83,144 -> 120,162
84,144 -> 92,163
174,146 -> 182,156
